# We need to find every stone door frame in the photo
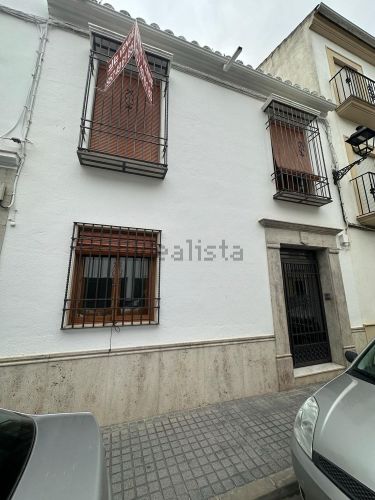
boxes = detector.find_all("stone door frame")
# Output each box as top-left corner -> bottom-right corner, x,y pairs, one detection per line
259,219 -> 355,390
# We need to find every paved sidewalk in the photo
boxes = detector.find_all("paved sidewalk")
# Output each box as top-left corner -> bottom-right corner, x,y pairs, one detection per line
101,385 -> 320,500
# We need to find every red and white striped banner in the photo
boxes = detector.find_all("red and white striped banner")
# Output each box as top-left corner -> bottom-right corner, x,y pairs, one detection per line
104,21 -> 153,103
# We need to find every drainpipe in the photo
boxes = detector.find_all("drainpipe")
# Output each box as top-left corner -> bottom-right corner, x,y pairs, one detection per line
223,47 -> 243,72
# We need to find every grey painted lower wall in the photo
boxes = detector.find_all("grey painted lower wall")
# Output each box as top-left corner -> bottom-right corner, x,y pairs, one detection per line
0,336 -> 278,425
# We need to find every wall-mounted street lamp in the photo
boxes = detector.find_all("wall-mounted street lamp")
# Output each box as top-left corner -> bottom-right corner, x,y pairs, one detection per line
333,126 -> 375,184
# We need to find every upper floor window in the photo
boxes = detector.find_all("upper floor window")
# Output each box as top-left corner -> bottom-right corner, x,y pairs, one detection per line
265,98 -> 331,206
78,32 -> 170,179
62,223 -> 161,329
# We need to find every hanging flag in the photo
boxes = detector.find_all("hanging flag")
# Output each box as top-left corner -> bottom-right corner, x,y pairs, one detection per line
104,21 -> 153,103
104,23 -> 135,92
133,22 -> 154,104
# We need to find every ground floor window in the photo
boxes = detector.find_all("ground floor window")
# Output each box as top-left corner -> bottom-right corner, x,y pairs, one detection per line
62,223 -> 161,329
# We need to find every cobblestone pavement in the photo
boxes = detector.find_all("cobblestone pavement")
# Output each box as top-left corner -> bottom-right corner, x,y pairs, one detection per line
101,384 -> 321,500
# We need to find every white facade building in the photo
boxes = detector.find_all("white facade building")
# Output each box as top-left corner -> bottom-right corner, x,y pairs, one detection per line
259,2 -> 375,353
0,0 -> 362,424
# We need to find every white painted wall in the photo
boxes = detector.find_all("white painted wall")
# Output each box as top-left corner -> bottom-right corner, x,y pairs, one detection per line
0,0 -> 48,18
310,30 -> 375,328
0,8 -> 45,141
0,24 -> 348,357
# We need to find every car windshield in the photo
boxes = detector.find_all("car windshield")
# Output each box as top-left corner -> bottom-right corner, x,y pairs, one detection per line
350,342 -> 375,384
0,409 -> 35,499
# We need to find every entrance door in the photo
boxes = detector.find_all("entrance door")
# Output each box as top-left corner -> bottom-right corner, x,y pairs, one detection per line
280,248 -> 331,368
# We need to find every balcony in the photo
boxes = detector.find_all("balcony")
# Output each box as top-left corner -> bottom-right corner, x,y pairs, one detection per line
78,33 -> 169,180
265,100 -> 332,207
272,169 -> 332,206
352,171 -> 375,227
330,67 -> 375,129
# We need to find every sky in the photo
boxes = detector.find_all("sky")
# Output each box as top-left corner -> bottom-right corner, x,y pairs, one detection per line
108,0 -> 375,67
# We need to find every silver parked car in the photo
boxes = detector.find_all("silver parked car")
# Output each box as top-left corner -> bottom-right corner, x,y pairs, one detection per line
0,409 -> 111,500
292,339 -> 375,499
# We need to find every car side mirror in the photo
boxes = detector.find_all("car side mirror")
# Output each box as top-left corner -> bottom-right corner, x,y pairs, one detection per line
345,350 -> 357,363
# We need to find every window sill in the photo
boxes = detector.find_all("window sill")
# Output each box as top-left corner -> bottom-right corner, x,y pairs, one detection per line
77,148 -> 168,179
273,190 -> 332,207
63,320 -> 159,330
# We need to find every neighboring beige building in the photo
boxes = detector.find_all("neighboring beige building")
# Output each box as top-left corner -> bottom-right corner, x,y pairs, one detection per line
259,2 -> 375,353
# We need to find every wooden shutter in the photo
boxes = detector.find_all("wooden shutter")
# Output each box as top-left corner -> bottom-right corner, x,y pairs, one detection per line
90,64 -> 161,163
76,227 -> 158,257
270,122 -> 312,174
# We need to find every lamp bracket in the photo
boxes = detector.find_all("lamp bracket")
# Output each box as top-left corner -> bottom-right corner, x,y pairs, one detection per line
332,156 -> 366,184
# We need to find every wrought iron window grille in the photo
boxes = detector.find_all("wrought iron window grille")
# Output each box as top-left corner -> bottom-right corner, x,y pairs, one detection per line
62,223 -> 161,329
78,33 -> 170,179
265,101 -> 332,206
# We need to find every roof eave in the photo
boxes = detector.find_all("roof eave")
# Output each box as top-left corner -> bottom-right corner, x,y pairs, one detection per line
315,2 -> 375,51
46,0 -> 335,114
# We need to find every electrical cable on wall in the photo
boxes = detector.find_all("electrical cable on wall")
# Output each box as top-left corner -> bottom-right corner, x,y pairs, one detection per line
320,118 -> 375,234
319,117 -> 349,230
109,324 -> 120,353
0,20 -> 48,210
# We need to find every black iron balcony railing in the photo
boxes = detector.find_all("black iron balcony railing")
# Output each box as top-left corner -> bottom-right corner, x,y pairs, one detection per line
78,33 -> 169,179
265,101 -> 332,207
351,171 -> 375,217
330,66 -> 375,107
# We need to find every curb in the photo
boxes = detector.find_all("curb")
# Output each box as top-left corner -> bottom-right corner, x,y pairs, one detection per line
216,467 -> 299,500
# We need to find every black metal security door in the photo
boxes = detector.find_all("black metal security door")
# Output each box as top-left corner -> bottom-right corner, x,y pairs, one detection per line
281,248 -> 331,368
